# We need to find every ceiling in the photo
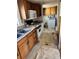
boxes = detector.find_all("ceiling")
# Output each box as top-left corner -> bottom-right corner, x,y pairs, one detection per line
27,0 -> 59,4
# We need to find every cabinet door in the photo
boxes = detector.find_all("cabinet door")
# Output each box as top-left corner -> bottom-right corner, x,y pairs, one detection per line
51,6 -> 57,15
31,3 -> 41,17
17,48 -> 21,59
28,35 -> 35,50
19,40 -> 29,59
45,8 -> 51,16
33,32 -> 37,43
28,32 -> 37,50
51,7 -> 55,15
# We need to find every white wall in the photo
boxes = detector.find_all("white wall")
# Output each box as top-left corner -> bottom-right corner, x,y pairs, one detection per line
42,2 -> 58,8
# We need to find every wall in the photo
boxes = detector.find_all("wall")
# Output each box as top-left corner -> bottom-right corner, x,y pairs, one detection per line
56,2 -> 61,32
42,2 -> 58,8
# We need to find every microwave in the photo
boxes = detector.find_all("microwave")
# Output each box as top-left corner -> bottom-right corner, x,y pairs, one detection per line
28,10 -> 37,19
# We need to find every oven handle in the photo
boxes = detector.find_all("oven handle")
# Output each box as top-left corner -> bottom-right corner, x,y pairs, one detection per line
36,25 -> 41,29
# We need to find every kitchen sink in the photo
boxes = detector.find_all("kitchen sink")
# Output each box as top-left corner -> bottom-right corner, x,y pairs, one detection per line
18,29 -> 30,33
17,28 -> 31,38
17,33 -> 22,38
19,30 -> 28,33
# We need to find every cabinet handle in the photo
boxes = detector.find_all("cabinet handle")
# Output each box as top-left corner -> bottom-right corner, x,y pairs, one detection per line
17,53 -> 19,56
27,41 -> 29,45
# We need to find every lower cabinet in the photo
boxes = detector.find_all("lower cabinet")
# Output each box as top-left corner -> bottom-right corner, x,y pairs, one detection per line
18,40 -> 29,59
17,29 -> 37,59
17,48 -> 21,59
28,35 -> 35,50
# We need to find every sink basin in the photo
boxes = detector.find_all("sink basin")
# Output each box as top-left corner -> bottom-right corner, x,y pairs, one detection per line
17,28 -> 31,39
23,28 -> 31,31
19,30 -> 27,33
17,33 -> 22,38
18,28 -> 30,33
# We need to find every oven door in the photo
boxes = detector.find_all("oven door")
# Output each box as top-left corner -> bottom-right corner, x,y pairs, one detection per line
37,27 -> 41,39
36,23 -> 44,39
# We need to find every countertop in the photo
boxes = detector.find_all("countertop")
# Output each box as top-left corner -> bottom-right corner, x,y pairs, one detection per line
17,23 -> 42,42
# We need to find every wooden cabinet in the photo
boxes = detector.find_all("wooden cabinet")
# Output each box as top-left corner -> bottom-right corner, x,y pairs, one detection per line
51,6 -> 57,15
43,6 -> 57,16
17,48 -> 21,59
27,30 -> 37,50
25,2 -> 42,18
18,36 -> 29,59
28,35 -> 35,50
45,8 -> 51,16
17,29 -> 37,59
19,44 -> 28,59
17,0 -> 42,20
19,40 -> 29,59
31,3 -> 41,17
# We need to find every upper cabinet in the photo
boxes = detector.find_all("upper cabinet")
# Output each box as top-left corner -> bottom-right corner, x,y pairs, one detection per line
17,0 -> 42,20
51,6 -> 57,15
31,3 -> 41,17
43,6 -> 57,16
45,8 -> 51,16
26,1 -> 42,18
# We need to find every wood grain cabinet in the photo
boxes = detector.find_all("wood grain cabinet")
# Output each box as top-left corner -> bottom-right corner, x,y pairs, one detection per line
19,40 -> 29,59
18,36 -> 29,59
28,36 -> 34,49
17,0 -> 42,20
43,6 -> 57,16
17,48 -> 21,59
27,30 -> 37,50
31,3 -> 41,17
45,8 -> 51,16
17,29 -> 37,59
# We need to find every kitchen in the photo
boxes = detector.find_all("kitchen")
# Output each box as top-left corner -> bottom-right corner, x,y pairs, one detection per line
17,0 -> 61,59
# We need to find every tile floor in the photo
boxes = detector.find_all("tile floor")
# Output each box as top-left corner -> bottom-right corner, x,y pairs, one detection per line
27,28 -> 60,59
39,28 -> 58,46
